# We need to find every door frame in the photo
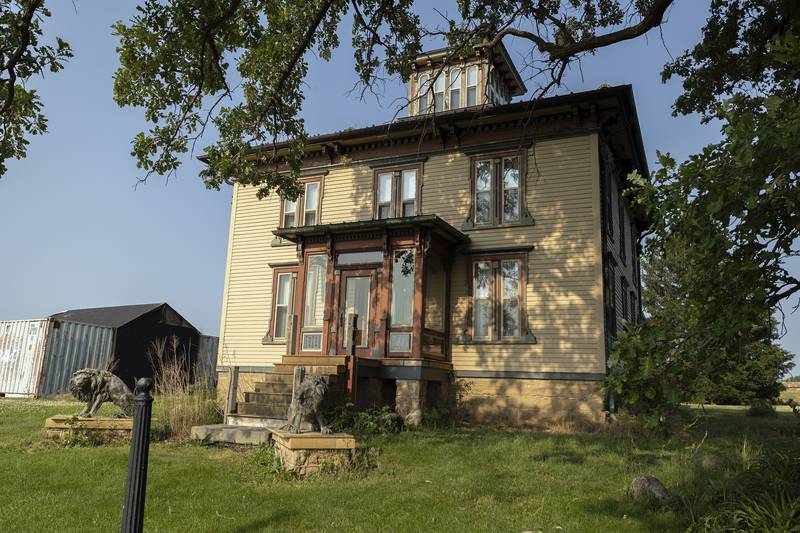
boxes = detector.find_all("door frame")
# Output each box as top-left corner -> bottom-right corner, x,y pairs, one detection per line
335,267 -> 380,357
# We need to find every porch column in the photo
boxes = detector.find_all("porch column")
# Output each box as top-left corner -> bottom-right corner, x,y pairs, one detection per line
411,230 -> 426,358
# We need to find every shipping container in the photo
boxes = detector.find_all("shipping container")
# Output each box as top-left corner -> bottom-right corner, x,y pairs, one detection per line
38,320 -> 116,397
0,320 -> 49,397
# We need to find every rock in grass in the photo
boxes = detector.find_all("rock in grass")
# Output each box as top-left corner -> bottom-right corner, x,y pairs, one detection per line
630,476 -> 669,505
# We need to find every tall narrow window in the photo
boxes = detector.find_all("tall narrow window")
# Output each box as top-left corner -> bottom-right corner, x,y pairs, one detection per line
629,290 -> 637,322
273,273 -> 292,339
471,153 -> 524,226
449,68 -> 461,110
502,157 -> 520,222
475,159 -> 492,224
417,73 -> 429,114
466,65 -> 478,106
471,257 -> 526,341
282,198 -> 297,227
303,181 -> 320,226
391,250 -> 415,327
377,172 -> 393,219
473,261 -> 491,339
401,169 -> 417,216
501,260 -> 520,337
433,72 -> 445,112
618,190 -> 626,264
301,255 -> 327,351
620,279 -> 628,321
390,250 -> 415,353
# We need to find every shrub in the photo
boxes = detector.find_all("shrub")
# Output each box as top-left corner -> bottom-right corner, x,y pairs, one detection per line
327,403 -> 402,436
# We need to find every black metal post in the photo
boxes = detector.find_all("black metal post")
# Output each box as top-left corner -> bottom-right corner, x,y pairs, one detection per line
121,377 -> 154,533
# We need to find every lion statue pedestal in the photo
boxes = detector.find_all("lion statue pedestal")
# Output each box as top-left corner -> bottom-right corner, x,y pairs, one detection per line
44,368 -> 137,441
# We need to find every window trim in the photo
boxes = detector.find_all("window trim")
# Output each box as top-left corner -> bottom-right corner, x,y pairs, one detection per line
264,266 -> 298,344
278,176 -> 323,229
466,252 -> 532,343
465,150 -> 531,229
372,164 -> 423,219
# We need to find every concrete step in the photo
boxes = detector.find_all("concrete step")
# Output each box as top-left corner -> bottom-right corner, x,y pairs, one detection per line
245,391 -> 292,404
274,363 -> 343,375
239,402 -> 291,418
190,424 -> 272,446
226,414 -> 287,429
281,355 -> 347,366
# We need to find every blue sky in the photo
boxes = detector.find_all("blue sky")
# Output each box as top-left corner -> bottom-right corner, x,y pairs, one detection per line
1,1 -> 797,372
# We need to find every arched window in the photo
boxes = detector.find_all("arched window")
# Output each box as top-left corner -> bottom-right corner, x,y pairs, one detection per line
449,68 -> 461,110
417,73 -> 429,114
466,65 -> 478,106
433,72 -> 445,112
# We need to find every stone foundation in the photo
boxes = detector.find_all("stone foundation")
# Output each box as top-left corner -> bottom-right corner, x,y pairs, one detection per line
456,378 -> 605,426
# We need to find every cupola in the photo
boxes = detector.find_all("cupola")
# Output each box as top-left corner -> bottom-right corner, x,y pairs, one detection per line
409,42 -> 526,116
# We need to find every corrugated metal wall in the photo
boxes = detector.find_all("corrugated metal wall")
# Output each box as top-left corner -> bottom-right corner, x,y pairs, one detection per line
38,321 -> 116,397
197,335 -> 219,387
0,320 -> 49,397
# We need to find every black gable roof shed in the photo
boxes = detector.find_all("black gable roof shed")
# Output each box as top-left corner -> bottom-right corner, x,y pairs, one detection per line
49,303 -> 201,390
50,303 -> 198,331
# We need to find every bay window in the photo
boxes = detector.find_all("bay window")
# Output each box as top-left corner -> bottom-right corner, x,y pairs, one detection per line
301,255 -> 327,351
390,250 -> 415,353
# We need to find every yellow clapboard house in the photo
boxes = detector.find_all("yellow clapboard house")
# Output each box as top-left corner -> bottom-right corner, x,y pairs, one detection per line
214,44 -> 647,426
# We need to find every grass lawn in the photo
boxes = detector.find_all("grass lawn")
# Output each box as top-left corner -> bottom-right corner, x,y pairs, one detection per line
0,399 -> 796,532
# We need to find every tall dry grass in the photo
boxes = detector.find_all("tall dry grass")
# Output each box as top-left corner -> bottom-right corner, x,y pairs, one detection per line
148,336 -> 222,440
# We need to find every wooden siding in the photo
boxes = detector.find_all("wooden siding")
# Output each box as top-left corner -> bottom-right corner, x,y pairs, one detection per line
604,165 -> 641,334
444,134 -> 605,374
218,133 -> 606,377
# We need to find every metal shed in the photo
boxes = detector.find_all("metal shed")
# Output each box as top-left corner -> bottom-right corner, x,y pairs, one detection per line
0,303 -> 218,397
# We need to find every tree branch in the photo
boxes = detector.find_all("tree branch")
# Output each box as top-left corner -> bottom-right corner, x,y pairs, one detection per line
485,0 -> 674,61
1,0 -> 44,114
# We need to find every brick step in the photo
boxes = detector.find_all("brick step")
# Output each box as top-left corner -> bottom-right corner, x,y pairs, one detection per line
274,364 -> 344,375
281,356 -> 347,366
245,391 -> 292,404
238,402 -> 290,418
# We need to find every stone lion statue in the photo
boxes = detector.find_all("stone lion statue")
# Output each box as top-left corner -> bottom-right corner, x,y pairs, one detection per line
283,373 -> 332,434
70,368 -> 134,418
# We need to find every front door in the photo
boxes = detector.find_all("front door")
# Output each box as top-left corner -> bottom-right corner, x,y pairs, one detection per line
338,269 -> 378,357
